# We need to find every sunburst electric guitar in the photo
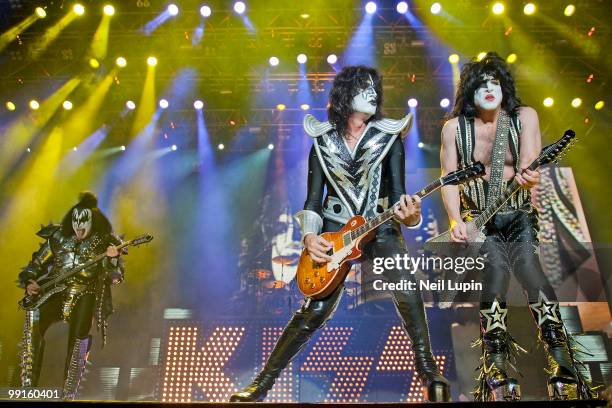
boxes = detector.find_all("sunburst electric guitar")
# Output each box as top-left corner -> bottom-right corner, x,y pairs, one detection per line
296,162 -> 486,299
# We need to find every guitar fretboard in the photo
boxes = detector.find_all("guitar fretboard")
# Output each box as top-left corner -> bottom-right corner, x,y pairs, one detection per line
348,178 -> 443,241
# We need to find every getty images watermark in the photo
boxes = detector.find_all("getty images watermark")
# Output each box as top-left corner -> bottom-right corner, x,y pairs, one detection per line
371,254 -> 485,292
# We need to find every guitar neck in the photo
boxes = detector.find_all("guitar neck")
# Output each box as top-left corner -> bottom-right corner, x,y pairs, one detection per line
39,240 -> 131,291
473,159 -> 540,230
349,178 -> 444,241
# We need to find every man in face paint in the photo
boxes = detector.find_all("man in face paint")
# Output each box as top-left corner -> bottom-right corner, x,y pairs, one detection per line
17,192 -> 125,400
231,66 -> 450,403
439,52 -> 594,401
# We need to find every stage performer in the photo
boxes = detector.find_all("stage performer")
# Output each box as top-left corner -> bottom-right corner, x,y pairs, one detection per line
230,65 -> 450,402
439,52 -> 594,401
17,192 -> 125,400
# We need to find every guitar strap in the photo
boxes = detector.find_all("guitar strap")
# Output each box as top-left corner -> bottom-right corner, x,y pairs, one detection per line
485,110 -> 511,206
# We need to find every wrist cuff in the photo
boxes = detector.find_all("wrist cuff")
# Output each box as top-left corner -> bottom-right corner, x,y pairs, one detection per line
294,210 -> 323,244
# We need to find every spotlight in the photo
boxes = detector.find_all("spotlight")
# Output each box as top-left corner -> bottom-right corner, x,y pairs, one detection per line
448,54 -> 459,64
6,101 -> 16,111
73,4 -> 85,15
418,142 -> 424,149
594,100 -> 604,110
543,97 -> 554,107
116,57 -> 127,67
73,147 -> 78,152
103,5 -> 115,16
269,56 -> 279,67
267,143 -> 274,150
506,53 -> 517,63
492,2 -> 505,15
300,104 -> 310,111
89,58 -> 100,69
477,52 -> 487,61
126,100 -> 136,110
120,145 -> 126,151
571,98 -> 582,108
407,98 -> 418,108
29,100 -> 40,110
233,1 -> 246,14
396,2 -> 408,14
63,100 -> 73,110
159,99 -> 169,109
564,4 -> 575,17
171,144 -> 177,151
217,143 -> 225,150
327,54 -> 338,64
147,56 -> 158,66
194,100 -> 204,110
523,3 -> 536,15
27,147 -> 31,153
297,53 -> 307,64
276,104 -> 286,111
430,2 -> 441,14
365,2 -> 377,14
167,4 -> 179,16
35,7 -> 46,18
200,5 -> 212,17
440,98 -> 450,108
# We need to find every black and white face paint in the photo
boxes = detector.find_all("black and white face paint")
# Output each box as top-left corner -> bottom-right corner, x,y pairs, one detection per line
474,73 -> 503,111
351,75 -> 377,116
72,208 -> 92,240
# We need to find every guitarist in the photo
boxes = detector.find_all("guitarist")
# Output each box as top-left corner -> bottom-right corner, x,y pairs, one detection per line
17,192 -> 125,399
231,66 -> 450,402
440,52 -> 591,400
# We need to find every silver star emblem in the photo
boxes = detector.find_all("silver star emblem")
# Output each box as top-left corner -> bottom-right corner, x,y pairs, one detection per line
529,291 -> 561,326
480,299 -> 507,333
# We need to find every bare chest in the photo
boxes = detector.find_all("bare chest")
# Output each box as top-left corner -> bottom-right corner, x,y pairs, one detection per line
472,122 -> 515,181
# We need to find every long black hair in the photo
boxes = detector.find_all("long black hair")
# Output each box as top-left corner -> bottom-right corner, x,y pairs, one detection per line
449,52 -> 522,119
328,65 -> 384,138
61,191 -> 112,236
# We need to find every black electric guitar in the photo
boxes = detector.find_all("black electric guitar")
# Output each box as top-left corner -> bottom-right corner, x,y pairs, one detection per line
18,234 -> 153,311
425,129 -> 578,257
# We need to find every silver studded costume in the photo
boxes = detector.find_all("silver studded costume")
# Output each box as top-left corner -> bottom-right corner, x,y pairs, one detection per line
18,223 -> 124,398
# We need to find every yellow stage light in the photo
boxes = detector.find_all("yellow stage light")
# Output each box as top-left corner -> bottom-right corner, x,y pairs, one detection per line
448,54 -> 459,64
492,2 -> 505,15
300,104 -> 310,110
6,101 -> 16,111
103,5 -> 115,16
276,104 -> 286,111
571,98 -> 582,108
89,58 -> 100,68
477,52 -> 487,61
506,53 -> 517,63
62,100 -> 73,110
594,100 -> 604,110
523,3 -> 536,15
73,4 -> 85,15
116,57 -> 127,67
147,56 -> 158,66
543,97 -> 554,107
564,4 -> 575,17
29,100 -> 40,110
35,7 -> 47,18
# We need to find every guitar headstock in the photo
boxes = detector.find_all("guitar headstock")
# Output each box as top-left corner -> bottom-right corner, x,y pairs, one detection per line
130,234 -> 154,246
538,129 -> 577,167
442,161 -> 486,186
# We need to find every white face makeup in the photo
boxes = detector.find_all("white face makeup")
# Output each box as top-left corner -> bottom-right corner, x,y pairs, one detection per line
72,208 -> 93,240
474,74 -> 503,111
351,75 -> 377,116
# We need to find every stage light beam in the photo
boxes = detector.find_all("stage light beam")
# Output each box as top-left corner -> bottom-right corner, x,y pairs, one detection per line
430,3 -> 441,14
269,56 -> 279,67
440,98 -> 450,108
408,98 -> 418,108
103,5 -> 115,16
595,100 -> 604,110
506,53 -> 517,63
543,97 -> 554,107
233,2 -> 246,14
6,101 -> 16,111
29,100 -> 40,110
492,2 -> 505,15
523,3 -> 536,15
89,58 -> 100,68
194,100 -> 204,110
571,98 -> 582,108
365,2 -> 377,14
327,54 -> 338,64
200,5 -> 212,17
564,5 -> 575,17
396,2 -> 408,14
268,143 -> 274,150
300,104 -> 310,111
276,104 -> 286,111
116,57 -> 127,67
448,54 -> 460,64
62,100 -> 73,110
167,4 -> 179,16
159,99 -> 169,109
297,53 -> 307,64
73,4 -> 85,15
477,52 -> 487,61
126,100 -> 136,110
147,56 -> 158,66
35,7 -> 46,18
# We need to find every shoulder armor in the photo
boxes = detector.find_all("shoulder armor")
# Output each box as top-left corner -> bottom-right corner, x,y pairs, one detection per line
36,223 -> 61,239
370,114 -> 413,138
303,114 -> 334,138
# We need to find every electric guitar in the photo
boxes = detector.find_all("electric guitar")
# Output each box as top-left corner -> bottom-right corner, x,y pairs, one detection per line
425,129 -> 577,257
296,162 -> 486,299
18,234 -> 154,311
